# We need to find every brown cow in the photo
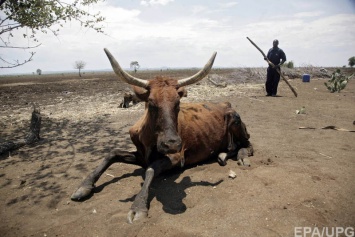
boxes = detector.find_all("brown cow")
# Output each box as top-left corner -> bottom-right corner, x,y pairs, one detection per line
71,49 -> 253,223
119,91 -> 141,108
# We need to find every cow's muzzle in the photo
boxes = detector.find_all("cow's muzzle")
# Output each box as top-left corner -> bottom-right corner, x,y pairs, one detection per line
158,136 -> 182,154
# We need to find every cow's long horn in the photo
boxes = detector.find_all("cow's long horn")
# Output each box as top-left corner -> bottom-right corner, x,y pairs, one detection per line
177,52 -> 217,87
104,48 -> 149,88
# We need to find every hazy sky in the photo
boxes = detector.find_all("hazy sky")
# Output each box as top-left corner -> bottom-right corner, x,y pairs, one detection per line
1,0 -> 355,74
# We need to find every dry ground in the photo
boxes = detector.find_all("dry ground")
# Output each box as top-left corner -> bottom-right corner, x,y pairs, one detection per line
0,68 -> 354,237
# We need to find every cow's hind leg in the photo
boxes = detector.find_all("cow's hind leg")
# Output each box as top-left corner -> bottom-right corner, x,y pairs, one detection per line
71,149 -> 141,201
218,142 -> 253,166
218,151 -> 235,166
218,110 -> 253,166
236,146 -> 253,166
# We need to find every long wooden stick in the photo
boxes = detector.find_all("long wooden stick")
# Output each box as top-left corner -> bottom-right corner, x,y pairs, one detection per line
246,37 -> 298,97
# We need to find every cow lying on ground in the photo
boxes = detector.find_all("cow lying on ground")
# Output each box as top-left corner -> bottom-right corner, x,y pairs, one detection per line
71,49 -> 253,223
119,91 -> 142,108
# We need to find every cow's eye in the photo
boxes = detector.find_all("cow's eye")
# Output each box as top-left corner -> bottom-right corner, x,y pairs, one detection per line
148,101 -> 158,111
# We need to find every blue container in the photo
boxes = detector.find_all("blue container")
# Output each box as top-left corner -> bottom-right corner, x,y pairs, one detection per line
302,74 -> 310,82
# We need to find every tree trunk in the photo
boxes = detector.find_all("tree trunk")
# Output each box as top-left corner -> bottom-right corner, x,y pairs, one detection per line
0,105 -> 41,156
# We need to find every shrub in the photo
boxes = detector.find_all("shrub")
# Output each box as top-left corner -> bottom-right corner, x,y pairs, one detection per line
286,61 -> 294,69
282,61 -> 294,69
324,69 -> 353,93
348,56 -> 355,68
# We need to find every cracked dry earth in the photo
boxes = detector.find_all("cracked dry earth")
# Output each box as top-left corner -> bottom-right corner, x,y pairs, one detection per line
0,69 -> 354,237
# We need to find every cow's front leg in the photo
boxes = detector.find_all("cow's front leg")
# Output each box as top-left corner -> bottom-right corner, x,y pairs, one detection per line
127,156 -> 178,223
71,149 -> 141,201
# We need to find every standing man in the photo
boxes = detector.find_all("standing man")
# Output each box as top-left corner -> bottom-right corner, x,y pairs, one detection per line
264,39 -> 286,97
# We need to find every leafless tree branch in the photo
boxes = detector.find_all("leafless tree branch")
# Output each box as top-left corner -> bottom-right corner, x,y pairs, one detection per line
0,52 -> 36,68
0,43 -> 41,49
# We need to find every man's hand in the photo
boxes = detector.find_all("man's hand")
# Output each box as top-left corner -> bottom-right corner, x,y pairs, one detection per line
273,64 -> 280,69
264,57 -> 268,61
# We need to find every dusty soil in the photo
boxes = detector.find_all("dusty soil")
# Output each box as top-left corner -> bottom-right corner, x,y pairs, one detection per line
0,68 -> 354,237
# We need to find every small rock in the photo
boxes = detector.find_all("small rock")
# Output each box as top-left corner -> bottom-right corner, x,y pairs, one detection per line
228,170 -> 237,179
296,106 -> 306,114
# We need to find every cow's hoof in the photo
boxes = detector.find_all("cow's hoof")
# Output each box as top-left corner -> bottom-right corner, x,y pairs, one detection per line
71,186 -> 93,201
127,210 -> 148,224
217,153 -> 227,166
237,148 -> 248,160
242,158 -> 251,167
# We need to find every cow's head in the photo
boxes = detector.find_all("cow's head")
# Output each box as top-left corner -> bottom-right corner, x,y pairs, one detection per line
104,49 -> 216,154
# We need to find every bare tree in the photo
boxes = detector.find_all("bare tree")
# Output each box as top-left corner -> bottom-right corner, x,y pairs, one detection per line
74,61 -> 86,77
36,69 -> 42,75
130,61 -> 140,73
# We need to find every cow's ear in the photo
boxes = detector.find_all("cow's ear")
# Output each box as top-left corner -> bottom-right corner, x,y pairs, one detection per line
133,86 -> 150,101
177,87 -> 187,98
